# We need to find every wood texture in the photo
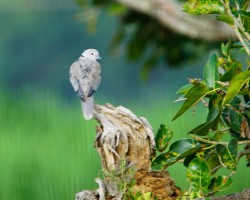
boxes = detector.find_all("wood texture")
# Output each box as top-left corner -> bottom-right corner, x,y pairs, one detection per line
75,103 -> 180,200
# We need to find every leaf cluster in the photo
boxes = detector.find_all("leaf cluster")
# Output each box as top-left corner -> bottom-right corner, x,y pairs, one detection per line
183,0 -> 250,55
152,0 -> 250,198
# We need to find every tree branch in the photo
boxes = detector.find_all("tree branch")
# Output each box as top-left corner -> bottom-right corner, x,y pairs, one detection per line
190,134 -> 250,145
211,188 -> 250,200
114,0 -> 236,41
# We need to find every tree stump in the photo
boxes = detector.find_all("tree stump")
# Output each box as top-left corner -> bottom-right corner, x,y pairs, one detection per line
75,103 -> 180,200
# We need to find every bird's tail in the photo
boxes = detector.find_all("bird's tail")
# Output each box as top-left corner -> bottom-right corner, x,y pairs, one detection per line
81,96 -> 94,120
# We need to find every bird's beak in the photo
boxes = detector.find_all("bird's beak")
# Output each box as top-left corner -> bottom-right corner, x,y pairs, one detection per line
98,56 -> 102,60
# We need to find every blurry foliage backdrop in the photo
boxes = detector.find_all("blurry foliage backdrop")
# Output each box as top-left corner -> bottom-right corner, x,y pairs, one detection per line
0,0 -> 249,200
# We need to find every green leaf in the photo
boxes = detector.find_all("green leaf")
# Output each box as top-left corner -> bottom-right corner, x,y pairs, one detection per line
189,105 -> 220,136
208,92 -> 224,110
221,43 -> 229,57
232,41 -> 250,48
221,40 -> 233,57
203,53 -> 219,88
220,61 -> 241,82
229,129 -> 245,141
231,0 -> 248,9
223,70 -> 250,105
232,42 -> 242,48
215,138 -> 238,170
107,2 -> 127,16
184,153 -> 197,167
176,84 -> 193,95
142,192 -> 152,200
241,14 -> 250,32
229,109 -> 243,134
205,150 -> 221,174
208,176 -> 233,192
239,47 -> 249,54
136,191 -> 152,200
222,99 -> 241,127
169,139 -> 201,159
183,0 -> 224,15
155,124 -> 173,152
151,139 -> 201,170
187,158 -> 211,189
207,105 -> 220,124
172,82 -> 210,121
238,10 -> 250,19
151,152 -> 170,171
216,14 -> 234,25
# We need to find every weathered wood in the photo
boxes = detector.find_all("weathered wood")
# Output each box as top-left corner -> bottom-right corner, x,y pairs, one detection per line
75,103 -> 180,200
94,103 -> 155,172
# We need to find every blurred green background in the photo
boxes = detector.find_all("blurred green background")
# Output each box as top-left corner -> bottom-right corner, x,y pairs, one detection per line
0,0 -> 249,199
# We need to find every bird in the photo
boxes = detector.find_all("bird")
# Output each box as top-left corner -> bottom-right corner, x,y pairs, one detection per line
69,49 -> 102,120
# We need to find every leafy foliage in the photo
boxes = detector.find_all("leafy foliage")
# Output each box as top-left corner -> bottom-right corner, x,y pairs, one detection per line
152,0 -> 250,198
184,0 -> 250,55
183,0 -> 224,15
75,0 -> 220,78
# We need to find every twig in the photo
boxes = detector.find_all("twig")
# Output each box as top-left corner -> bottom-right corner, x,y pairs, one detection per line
211,164 -> 223,174
215,81 -> 230,87
200,98 -> 208,107
238,148 -> 250,158
190,134 -> 250,145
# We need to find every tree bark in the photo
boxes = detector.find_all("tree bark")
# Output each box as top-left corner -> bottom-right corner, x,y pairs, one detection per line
114,0 -> 236,41
210,189 -> 250,200
75,103 -> 180,200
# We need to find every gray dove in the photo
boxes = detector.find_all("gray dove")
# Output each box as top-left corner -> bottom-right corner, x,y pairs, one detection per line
69,49 -> 101,120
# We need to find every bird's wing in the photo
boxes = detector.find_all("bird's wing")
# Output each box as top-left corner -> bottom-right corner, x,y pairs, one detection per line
69,61 -> 80,92
70,60 -> 89,101
78,59 -> 97,100
89,61 -> 101,92
70,59 -> 101,99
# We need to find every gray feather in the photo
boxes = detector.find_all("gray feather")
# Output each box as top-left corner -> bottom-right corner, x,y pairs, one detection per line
69,49 -> 101,120
81,96 -> 94,120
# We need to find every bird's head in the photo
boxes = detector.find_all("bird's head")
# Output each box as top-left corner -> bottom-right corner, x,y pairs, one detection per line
81,49 -> 102,61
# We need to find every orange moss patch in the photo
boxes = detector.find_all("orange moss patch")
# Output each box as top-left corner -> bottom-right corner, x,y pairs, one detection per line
133,170 -> 181,200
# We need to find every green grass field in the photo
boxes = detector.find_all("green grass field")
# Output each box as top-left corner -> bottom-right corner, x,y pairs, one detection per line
0,91 -> 249,200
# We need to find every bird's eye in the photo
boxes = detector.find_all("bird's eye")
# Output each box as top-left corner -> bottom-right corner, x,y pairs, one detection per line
91,53 -> 93,55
